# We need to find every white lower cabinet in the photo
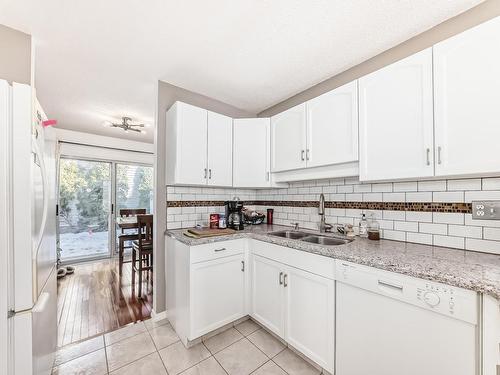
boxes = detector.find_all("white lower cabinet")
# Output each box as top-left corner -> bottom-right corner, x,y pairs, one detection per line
251,255 -> 285,337
284,267 -> 335,371
166,237 -> 248,346
167,236 -> 334,372
251,250 -> 335,373
191,254 -> 246,338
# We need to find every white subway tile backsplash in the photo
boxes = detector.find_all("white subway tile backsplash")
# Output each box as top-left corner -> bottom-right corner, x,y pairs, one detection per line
383,210 -> 405,221
345,193 -> 362,202
407,232 -> 433,245
345,208 -> 362,218
405,211 -> 433,222
465,214 -> 500,228
394,221 -> 418,232
338,185 -> 354,193
393,181 -> 418,192
363,193 -> 383,202
448,225 -> 482,239
482,177 -> 500,190
378,219 -> 394,230
465,238 -> 500,254
354,184 -> 372,193
418,180 -> 446,192
383,192 -> 405,202
419,223 -> 447,235
433,235 -> 465,249
406,192 -> 432,202
483,227 -> 500,241
330,193 -> 346,201
372,183 -> 393,193
432,191 -> 464,203
166,176 -> 500,254
447,179 -> 481,191
383,230 -> 406,241
432,212 -> 464,225
465,190 -> 500,203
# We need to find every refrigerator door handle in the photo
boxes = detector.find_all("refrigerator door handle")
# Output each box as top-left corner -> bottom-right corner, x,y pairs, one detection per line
32,137 -> 49,255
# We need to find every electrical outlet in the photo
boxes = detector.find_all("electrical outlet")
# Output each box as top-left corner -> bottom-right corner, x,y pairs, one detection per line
471,201 -> 500,220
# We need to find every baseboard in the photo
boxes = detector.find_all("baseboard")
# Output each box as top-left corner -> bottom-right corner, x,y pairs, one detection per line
150,309 -> 168,321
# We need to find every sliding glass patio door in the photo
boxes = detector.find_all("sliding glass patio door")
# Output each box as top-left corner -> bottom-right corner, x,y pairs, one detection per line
114,163 -> 154,256
58,158 -> 112,262
58,159 -> 154,263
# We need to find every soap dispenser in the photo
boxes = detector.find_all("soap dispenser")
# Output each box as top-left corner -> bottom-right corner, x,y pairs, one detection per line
359,214 -> 368,238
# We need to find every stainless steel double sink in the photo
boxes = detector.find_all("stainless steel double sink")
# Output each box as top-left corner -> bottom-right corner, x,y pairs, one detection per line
268,230 -> 353,246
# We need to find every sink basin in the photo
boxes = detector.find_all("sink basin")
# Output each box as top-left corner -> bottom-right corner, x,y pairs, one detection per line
269,230 -> 310,239
301,235 -> 352,246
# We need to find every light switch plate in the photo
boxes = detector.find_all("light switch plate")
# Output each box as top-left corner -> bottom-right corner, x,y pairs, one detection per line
471,201 -> 500,220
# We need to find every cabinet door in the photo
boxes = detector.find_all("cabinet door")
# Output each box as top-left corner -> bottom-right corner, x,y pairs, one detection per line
359,48 -> 434,181
271,103 -> 307,172
207,111 -> 233,186
168,102 -> 208,185
233,118 -> 271,188
434,17 -> 500,177
284,267 -> 335,373
190,254 -> 245,338
251,255 -> 285,338
306,81 -> 358,168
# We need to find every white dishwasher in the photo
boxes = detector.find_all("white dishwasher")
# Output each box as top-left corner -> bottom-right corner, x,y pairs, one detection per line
335,261 -> 479,375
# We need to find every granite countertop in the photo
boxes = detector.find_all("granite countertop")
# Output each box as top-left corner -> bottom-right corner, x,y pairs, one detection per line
166,224 -> 500,299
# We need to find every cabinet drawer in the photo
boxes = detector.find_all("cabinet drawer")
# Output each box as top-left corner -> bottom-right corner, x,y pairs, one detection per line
251,240 -> 335,280
190,239 -> 247,264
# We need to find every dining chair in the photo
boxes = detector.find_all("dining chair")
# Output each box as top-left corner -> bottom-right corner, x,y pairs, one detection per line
118,208 -> 146,269
132,214 -> 153,298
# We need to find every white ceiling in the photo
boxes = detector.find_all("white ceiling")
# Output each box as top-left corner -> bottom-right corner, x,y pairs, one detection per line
0,0 -> 483,143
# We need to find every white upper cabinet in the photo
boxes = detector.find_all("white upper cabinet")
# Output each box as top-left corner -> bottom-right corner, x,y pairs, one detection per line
166,102 -> 232,187
207,111 -> 233,186
233,118 -> 271,188
271,103 -> 307,172
306,81 -> 358,168
359,48 -> 434,181
433,17 -> 500,177
166,102 -> 208,185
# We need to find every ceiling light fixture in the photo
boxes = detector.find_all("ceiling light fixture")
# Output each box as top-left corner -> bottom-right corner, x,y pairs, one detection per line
103,116 -> 147,133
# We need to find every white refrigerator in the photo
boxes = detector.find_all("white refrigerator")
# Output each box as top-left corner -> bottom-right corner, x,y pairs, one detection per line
0,79 -> 58,375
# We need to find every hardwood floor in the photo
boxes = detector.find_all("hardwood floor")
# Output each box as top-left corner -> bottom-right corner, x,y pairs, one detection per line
57,257 -> 153,347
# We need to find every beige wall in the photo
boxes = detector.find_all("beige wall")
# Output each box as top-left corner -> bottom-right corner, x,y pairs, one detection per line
259,0 -> 500,117
0,24 -> 31,84
153,80 -> 253,313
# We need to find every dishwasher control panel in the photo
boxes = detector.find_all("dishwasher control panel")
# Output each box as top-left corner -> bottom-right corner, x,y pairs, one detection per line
336,261 -> 478,325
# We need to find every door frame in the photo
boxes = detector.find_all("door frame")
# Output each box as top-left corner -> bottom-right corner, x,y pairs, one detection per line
57,156 -> 153,264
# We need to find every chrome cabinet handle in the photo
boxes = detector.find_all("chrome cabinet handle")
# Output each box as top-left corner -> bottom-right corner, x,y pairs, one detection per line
204,168 -> 207,179
241,260 -> 245,272
283,274 -> 288,287
301,150 -> 305,161
214,247 -> 226,252
279,272 -> 283,285
266,172 -> 270,181
437,146 -> 442,164
208,169 -> 212,179
426,148 -> 430,166
306,149 -> 310,161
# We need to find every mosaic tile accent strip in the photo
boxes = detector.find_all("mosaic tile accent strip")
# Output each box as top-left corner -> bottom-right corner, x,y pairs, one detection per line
167,200 -> 226,208
167,200 -> 472,213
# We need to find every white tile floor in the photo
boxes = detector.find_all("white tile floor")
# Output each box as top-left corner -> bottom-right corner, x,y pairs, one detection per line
52,317 -> 325,375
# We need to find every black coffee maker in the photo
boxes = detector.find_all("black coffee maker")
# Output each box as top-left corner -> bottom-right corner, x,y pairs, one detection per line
225,197 -> 244,230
